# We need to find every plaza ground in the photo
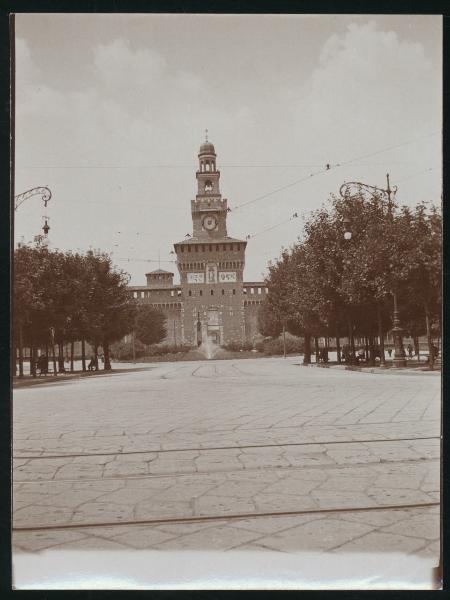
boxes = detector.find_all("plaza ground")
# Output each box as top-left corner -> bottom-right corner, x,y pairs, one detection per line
12,357 -> 441,589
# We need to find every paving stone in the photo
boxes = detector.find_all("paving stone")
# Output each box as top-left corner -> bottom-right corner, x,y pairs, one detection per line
381,513 -> 440,540
13,529 -> 87,552
13,357 -> 440,562
154,524 -> 260,551
332,531 -> 428,554
255,518 -> 375,552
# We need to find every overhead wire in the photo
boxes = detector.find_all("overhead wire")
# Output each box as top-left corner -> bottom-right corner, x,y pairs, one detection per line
230,131 -> 440,212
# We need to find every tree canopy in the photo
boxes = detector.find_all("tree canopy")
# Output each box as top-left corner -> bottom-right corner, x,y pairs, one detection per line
134,304 -> 167,346
259,193 -> 441,365
13,245 -> 137,374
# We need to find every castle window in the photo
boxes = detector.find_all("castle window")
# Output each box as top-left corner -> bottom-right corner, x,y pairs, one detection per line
188,290 -> 192,296
223,244 -> 226,251
222,289 -> 225,295
177,290 -> 181,296
250,287 -> 255,294
216,245 -> 220,251
243,288 -> 247,294
236,244 -> 240,251
233,289 -> 236,295
200,290 -> 203,296
171,290 -> 174,297
265,287 -> 269,293
230,244 -> 234,251
258,287 -> 262,294
209,245 -> 212,251
210,290 -> 214,296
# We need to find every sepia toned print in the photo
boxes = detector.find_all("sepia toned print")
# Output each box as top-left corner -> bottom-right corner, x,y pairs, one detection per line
12,13 -> 441,589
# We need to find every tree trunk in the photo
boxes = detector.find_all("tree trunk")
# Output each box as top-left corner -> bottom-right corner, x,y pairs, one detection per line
282,324 -> 286,358
52,343 -> 57,377
94,344 -> 99,370
314,336 -> 320,363
13,340 -> 17,377
335,323 -> 341,364
413,335 -> 420,362
81,339 -> 86,372
425,304 -> 433,371
347,316 -> 355,364
103,341 -> 112,370
303,332 -> 311,365
368,335 -> 375,366
377,305 -> 385,366
18,322 -> 24,377
30,342 -> 36,377
70,340 -> 74,372
58,342 -> 65,373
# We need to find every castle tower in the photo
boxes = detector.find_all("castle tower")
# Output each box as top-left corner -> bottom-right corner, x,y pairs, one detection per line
173,135 -> 247,346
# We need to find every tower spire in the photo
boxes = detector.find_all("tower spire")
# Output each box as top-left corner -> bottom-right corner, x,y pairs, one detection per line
205,128 -> 208,142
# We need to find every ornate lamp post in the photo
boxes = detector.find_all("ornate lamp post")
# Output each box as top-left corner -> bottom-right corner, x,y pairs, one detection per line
14,186 -> 52,211
15,186 -> 53,241
339,174 -> 406,368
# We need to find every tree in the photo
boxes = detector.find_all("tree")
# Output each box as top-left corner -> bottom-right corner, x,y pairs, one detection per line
262,189 -> 441,369
13,246 -> 137,375
257,297 -> 283,338
134,305 -> 167,347
83,251 -> 137,370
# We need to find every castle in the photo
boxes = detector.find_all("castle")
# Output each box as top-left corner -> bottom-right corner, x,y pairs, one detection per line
128,138 -> 267,347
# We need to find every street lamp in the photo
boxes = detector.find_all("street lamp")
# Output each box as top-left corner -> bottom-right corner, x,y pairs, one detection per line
339,174 -> 406,368
14,186 -> 52,211
15,187 -> 53,245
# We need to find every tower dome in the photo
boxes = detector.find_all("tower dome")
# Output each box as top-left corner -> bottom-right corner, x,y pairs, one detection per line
199,141 -> 216,156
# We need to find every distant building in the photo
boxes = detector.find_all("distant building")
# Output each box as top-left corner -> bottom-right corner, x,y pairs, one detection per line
129,138 -> 267,346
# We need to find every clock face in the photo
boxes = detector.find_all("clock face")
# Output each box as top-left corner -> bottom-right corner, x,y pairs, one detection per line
203,215 -> 217,231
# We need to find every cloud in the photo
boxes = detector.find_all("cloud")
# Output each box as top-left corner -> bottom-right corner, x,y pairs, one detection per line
292,21 -> 439,162
94,38 -> 167,90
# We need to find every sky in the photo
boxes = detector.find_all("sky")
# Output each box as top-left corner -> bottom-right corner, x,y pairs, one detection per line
14,14 -> 442,285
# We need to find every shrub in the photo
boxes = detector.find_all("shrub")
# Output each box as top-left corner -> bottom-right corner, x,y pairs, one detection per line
242,341 -> 254,351
147,343 -> 191,356
221,341 -> 243,352
263,336 -> 304,356
221,341 -> 254,352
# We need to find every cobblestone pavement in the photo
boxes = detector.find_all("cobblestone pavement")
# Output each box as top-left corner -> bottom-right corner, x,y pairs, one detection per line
13,357 -> 441,588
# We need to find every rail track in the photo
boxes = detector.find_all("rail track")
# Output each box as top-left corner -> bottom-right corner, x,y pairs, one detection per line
13,434 -> 440,460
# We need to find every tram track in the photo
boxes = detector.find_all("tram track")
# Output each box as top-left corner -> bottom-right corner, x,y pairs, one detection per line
13,500 -> 440,533
12,435 -> 440,461
13,454 -> 439,485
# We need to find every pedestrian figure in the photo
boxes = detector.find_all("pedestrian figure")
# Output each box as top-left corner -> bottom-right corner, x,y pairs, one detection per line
387,348 -> 392,358
88,355 -> 96,371
37,354 -> 48,376
322,348 -> 328,363
100,353 -> 105,364
407,344 -> 413,358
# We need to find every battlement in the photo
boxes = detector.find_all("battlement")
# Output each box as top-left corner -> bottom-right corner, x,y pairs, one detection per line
191,197 -> 228,212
